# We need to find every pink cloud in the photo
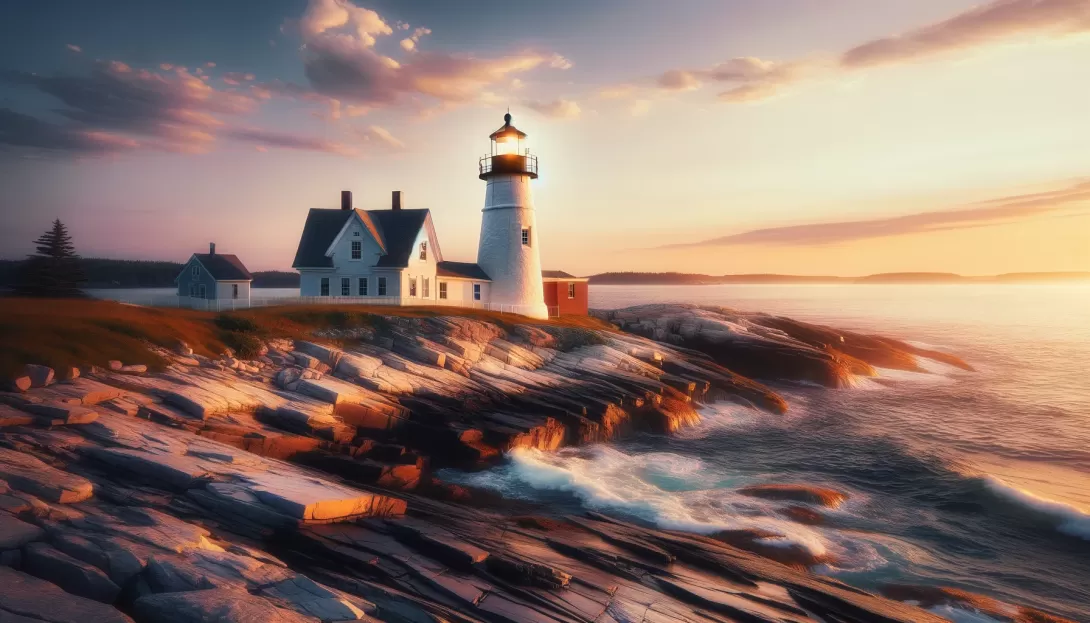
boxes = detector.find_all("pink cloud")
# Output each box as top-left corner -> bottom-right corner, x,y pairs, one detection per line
843,0 -> 1090,68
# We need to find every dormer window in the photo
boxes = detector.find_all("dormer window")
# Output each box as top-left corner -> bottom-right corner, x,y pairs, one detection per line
419,241 -> 427,260
351,240 -> 362,260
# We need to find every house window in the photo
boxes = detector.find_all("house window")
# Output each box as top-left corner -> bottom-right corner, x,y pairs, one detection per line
232,284 -> 239,299
439,282 -> 447,300
409,277 -> 417,297
521,228 -> 530,246
351,241 -> 362,260
378,277 -> 387,296
189,284 -> 196,297
422,278 -> 430,298
320,278 -> 329,296
568,282 -> 576,299
341,277 -> 350,296
359,277 -> 368,296
473,283 -> 481,301
353,231 -> 360,236
198,284 -> 207,299
419,241 -> 427,261
191,264 -> 199,278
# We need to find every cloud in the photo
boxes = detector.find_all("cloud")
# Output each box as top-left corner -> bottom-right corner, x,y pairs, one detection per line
657,57 -> 808,104
0,108 -> 138,155
842,0 -> 1090,68
656,69 -> 702,91
357,125 -> 404,149
400,27 -> 431,52
662,180 -> 1090,248
223,127 -> 358,156
221,72 -> 255,86
630,0 -> 1089,109
524,98 -> 581,119
66,44 -> 82,53
286,0 -> 570,109
0,60 -> 357,158
2,61 -> 256,154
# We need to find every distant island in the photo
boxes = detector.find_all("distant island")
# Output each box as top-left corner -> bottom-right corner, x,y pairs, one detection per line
1,259 -> 1087,290
589,271 -> 1090,285
0,258 -> 300,289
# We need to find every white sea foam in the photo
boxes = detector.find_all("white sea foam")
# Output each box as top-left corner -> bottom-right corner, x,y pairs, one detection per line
456,446 -> 839,559
983,475 -> 1090,540
928,605 -> 1007,623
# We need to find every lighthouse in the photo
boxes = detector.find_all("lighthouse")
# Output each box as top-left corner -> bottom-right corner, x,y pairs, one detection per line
476,113 -> 549,319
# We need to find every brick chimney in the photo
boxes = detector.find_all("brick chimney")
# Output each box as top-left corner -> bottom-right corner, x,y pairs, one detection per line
209,242 -> 216,255
392,190 -> 402,211
341,190 -> 352,211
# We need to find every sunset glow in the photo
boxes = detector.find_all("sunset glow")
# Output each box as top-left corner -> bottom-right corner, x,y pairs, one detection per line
1,0 -> 1088,275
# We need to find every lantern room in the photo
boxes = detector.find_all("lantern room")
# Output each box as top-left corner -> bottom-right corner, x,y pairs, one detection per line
479,113 -> 538,180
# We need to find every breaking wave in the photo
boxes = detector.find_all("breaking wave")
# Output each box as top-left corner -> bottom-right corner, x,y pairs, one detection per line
982,476 -> 1090,540
444,445 -> 896,569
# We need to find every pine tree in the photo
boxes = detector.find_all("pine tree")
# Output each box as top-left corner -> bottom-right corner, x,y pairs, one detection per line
15,219 -> 87,297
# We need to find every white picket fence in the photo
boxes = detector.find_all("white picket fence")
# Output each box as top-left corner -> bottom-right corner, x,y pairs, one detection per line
117,293 -> 560,317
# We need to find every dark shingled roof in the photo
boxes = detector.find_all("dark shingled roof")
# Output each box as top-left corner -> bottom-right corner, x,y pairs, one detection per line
193,254 -> 252,281
437,261 -> 491,281
292,208 -> 431,269
372,209 -> 430,268
542,270 -> 577,279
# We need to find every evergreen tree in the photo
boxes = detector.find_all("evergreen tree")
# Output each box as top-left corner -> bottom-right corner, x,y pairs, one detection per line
15,219 -> 86,297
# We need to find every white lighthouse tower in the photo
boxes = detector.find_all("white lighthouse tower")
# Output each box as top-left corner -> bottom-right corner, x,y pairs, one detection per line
476,113 -> 549,319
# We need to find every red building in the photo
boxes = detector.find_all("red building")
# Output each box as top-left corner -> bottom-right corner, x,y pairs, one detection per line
542,271 -> 590,317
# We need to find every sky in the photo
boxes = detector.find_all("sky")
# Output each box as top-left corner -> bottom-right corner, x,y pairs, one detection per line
1,0 -> 1088,276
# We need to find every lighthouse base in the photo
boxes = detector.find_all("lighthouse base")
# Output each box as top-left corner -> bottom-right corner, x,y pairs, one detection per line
490,301 -> 549,320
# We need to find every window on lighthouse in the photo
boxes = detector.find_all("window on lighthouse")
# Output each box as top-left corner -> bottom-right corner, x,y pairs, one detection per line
521,228 -> 531,246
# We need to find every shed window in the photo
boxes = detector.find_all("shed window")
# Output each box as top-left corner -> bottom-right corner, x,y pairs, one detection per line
191,264 -> 199,278
232,284 -> 239,299
320,278 -> 329,296
439,282 -> 447,300
351,241 -> 362,260
409,277 -> 417,297
568,282 -> 576,299
419,241 -> 427,261
473,283 -> 481,301
378,277 -> 387,296
521,228 -> 530,246
341,278 -> 350,296
359,277 -> 368,296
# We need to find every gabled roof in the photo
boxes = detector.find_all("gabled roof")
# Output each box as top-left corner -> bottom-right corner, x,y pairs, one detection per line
542,270 -> 588,282
437,261 -> 491,281
371,209 -> 434,267
542,270 -> 575,279
177,253 -> 253,282
292,207 -> 440,270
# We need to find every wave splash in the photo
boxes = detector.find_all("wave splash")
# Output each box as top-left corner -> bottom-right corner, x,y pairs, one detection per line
446,445 -> 881,565
982,476 -> 1090,540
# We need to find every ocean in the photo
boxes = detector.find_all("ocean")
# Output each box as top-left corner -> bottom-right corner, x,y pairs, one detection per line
89,283 -> 1090,618
445,284 -> 1090,621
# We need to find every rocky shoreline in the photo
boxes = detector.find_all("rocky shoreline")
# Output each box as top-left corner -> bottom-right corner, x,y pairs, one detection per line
0,302 -> 1043,623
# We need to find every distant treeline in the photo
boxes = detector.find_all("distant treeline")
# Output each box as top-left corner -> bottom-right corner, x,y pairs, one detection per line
0,259 -> 300,288
589,271 -> 1090,285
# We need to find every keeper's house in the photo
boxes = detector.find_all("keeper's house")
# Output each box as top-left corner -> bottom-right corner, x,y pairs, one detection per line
175,243 -> 252,307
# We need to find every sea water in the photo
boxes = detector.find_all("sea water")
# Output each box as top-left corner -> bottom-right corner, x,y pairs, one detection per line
444,284 -> 1090,620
